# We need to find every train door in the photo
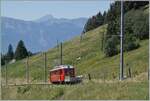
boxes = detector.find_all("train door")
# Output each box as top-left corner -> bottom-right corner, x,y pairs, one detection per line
64,68 -> 75,82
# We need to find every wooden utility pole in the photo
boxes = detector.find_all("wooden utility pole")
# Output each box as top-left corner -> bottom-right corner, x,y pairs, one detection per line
5,61 -> 8,86
44,52 -> 47,83
120,1 -> 124,80
60,42 -> 63,65
26,56 -> 29,83
57,40 -> 60,65
101,32 -> 104,51
80,34 -> 82,59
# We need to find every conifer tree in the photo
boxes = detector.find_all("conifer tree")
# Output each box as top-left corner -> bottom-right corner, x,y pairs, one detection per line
14,40 -> 28,60
6,44 -> 14,61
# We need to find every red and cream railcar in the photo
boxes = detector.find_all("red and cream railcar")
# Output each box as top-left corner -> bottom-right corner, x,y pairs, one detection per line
49,65 -> 76,83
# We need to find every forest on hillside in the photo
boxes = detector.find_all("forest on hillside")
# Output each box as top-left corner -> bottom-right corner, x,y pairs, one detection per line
83,1 -> 149,57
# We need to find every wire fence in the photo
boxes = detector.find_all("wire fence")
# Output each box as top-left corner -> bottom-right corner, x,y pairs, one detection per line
2,54 -> 135,87
2,52 -> 48,86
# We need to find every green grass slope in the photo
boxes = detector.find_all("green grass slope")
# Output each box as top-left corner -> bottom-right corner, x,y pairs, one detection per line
1,24 -> 148,82
2,78 -> 149,100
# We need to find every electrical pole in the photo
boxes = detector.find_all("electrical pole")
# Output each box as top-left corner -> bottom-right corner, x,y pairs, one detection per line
57,40 -> 60,65
5,61 -> 8,86
44,52 -> 47,83
120,1 -> 124,80
26,56 -> 29,83
60,42 -> 63,65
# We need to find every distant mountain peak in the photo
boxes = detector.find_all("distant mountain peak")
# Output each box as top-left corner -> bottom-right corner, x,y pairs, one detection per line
36,14 -> 55,22
43,14 -> 54,19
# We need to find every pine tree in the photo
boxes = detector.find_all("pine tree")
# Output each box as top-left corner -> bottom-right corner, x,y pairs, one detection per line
14,40 -> 28,60
83,18 -> 93,32
103,11 -> 107,24
83,11 -> 105,33
95,12 -> 104,26
1,54 -> 6,65
6,44 -> 14,61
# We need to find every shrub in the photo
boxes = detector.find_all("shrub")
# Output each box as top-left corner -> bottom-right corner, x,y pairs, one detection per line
104,36 -> 119,57
132,11 -> 149,39
124,35 -> 140,51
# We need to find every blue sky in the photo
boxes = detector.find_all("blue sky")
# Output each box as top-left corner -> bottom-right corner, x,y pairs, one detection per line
1,0 -> 113,21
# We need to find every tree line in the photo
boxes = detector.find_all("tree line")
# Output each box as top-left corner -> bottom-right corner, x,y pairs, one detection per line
83,1 -> 149,57
1,40 -> 32,65
82,11 -> 107,33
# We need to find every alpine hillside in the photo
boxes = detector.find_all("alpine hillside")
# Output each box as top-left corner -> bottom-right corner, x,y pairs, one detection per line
1,15 -> 87,53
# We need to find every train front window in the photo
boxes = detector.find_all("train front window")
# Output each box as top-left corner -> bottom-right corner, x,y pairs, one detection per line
65,68 -> 74,76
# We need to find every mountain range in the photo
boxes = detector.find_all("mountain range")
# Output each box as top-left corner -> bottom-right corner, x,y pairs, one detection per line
1,14 -> 87,53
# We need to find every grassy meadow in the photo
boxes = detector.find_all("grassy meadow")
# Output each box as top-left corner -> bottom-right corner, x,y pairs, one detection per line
1,74 -> 148,100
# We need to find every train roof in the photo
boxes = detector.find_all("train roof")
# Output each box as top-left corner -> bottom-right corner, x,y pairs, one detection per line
49,65 -> 74,72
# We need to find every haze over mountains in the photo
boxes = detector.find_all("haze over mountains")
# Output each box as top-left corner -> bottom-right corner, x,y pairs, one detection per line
1,14 -> 87,53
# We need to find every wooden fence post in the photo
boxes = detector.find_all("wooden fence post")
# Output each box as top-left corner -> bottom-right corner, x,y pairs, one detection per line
128,67 -> 131,78
148,67 -> 149,80
88,73 -> 91,80
103,72 -> 105,82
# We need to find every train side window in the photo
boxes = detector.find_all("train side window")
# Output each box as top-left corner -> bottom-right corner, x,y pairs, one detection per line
56,70 -> 60,75
53,71 -> 55,75
51,71 -> 53,75
53,71 -> 56,75
55,71 -> 58,75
